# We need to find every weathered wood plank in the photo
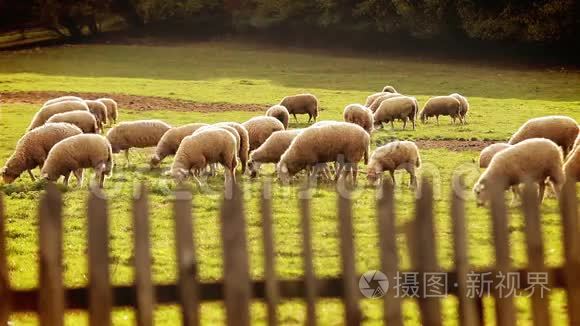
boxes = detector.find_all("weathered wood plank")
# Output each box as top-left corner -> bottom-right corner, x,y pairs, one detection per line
261,181 -> 279,326
560,178 -> 580,326
0,191 -> 10,325
300,187 -> 317,326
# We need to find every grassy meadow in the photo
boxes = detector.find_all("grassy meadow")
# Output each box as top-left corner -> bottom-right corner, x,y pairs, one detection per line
0,40 -> 579,325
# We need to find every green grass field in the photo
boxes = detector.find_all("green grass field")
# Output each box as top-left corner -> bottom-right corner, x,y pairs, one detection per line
0,40 -> 579,325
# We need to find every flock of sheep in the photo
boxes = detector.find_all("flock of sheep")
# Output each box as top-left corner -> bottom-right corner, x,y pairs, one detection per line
0,86 -> 578,206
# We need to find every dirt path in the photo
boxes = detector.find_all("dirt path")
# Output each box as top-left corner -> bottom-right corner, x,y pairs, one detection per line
415,139 -> 496,151
0,91 -> 269,113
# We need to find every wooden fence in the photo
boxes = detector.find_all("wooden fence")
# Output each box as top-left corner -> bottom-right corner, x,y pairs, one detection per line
0,177 -> 578,325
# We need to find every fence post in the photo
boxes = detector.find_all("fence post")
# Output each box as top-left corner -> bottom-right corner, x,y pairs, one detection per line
376,181 -> 402,326
133,184 -> 155,326
521,182 -> 550,326
451,178 -> 481,326
261,181 -> 279,326
415,180 -> 442,326
38,183 -> 64,326
300,186 -> 317,326
220,182 -> 252,326
560,178 -> 580,325
174,184 -> 199,326
488,180 -> 516,326
338,185 -> 361,326
0,192 -> 10,325
88,186 -> 112,326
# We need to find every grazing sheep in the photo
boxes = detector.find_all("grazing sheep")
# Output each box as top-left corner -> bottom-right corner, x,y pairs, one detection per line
28,100 -> 90,131
194,125 -> 240,153
473,138 -> 565,205
382,85 -> 397,93
43,96 -> 83,107
150,123 -> 209,168
343,104 -> 374,134
0,123 -> 83,183
564,145 -> 579,182
278,122 -> 370,182
367,141 -> 421,188
170,128 -> 238,185
365,92 -> 386,107
106,120 -> 172,165
97,98 -> 118,125
41,134 -> 113,188
279,93 -> 319,123
368,93 -> 404,113
450,93 -> 470,123
46,111 -> 99,134
478,143 -> 511,168
84,100 -> 108,130
265,105 -> 290,129
242,116 -> 285,151
374,96 -> 419,130
248,129 -> 302,177
214,122 -> 250,173
508,116 -> 579,156
420,96 -> 462,125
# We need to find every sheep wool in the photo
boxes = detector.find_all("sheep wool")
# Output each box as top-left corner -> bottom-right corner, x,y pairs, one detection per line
242,116 -> 285,151
508,115 -> 579,156
47,110 -> 99,134
374,96 -> 419,130
214,122 -> 250,173
97,98 -> 118,124
420,96 -> 462,124
564,145 -> 579,182
248,129 -> 302,177
279,93 -> 319,123
41,134 -> 113,188
1,123 -> 83,183
150,123 -> 209,168
27,100 -> 89,131
478,143 -> 511,168
43,95 -> 83,107
450,93 -> 470,123
382,85 -> 397,93
84,100 -> 108,129
106,120 -> 172,164
343,104 -> 374,134
366,141 -> 421,187
265,105 -> 290,129
368,93 -> 403,112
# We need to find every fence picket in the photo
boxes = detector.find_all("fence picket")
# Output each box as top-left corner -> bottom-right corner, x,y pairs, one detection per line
521,182 -> 550,326
338,188 -> 361,326
300,187 -> 317,326
488,180 -> 516,326
220,182 -> 252,326
560,178 -> 580,326
377,181 -> 402,326
451,179 -> 480,326
133,184 -> 154,326
88,186 -> 112,326
261,181 -> 279,326
0,192 -> 10,325
415,180 -> 443,326
174,185 -> 199,326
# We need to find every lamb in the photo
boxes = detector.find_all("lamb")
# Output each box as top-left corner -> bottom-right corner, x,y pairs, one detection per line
97,98 -> 118,125
366,141 -> 421,188
420,96 -> 463,125
213,122 -> 250,173
106,120 -> 172,165
564,145 -> 579,182
508,116 -> 579,156
1,123 -> 83,183
343,104 -> 374,134
265,105 -> 290,129
248,129 -> 302,177
478,143 -> 511,168
84,100 -> 108,130
277,122 -> 370,182
43,96 -> 83,106
473,138 -> 565,205
382,85 -> 397,93
241,116 -> 285,151
279,93 -> 319,123
41,134 -> 113,188
368,93 -> 404,113
450,93 -> 470,123
46,111 -> 99,134
150,123 -> 209,168
373,96 -> 419,130
27,100 -> 90,131
170,128 -> 238,185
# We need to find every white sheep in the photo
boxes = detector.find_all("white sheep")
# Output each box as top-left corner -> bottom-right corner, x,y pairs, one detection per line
382,85 -> 397,93
473,138 -> 565,205
46,111 -> 99,134
366,141 -> 421,188
248,129 -> 302,177
373,96 -> 419,130
1,123 -> 83,183
478,143 -> 511,168
84,100 -> 108,130
242,116 -> 285,151
279,93 -> 319,123
508,115 -> 579,156
420,96 -> 462,125
564,145 -> 579,182
343,104 -> 374,134
265,105 -> 290,129
28,100 -> 89,131
368,93 -> 403,113
450,93 -> 470,123
106,120 -> 172,165
41,134 -> 113,188
43,96 -> 83,107
150,123 -> 209,168
213,122 -> 250,173
97,98 -> 118,125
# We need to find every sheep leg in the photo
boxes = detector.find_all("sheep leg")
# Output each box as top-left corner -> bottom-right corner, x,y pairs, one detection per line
125,150 -> 130,167
293,113 -> 298,122
402,118 -> 407,130
73,169 -> 83,187
335,163 -> 344,182
435,116 -> 439,125
389,170 -> 396,185
352,164 -> 358,184
28,170 -> 36,181
63,172 -> 71,187
390,121 -> 395,130
308,114 -> 312,124
538,182 -> 546,203
412,118 -> 416,130
406,167 -> 417,189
